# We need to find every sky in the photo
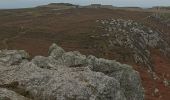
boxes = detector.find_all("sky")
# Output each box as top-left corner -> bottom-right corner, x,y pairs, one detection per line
0,0 -> 170,9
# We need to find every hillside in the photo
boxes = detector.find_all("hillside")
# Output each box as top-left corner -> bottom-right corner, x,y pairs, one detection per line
0,6 -> 170,100
37,3 -> 78,9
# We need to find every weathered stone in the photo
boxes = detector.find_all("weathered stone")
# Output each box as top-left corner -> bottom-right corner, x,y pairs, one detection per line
50,44 -> 145,100
0,50 -> 29,66
86,55 -> 144,100
49,43 -> 65,59
31,56 -> 59,69
0,88 -> 30,100
0,44 -> 144,100
0,62 -> 126,100
61,51 -> 87,67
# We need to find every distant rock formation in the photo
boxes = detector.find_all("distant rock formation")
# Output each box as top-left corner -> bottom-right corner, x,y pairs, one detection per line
0,44 -> 144,100
93,19 -> 170,70
37,3 -> 78,9
83,4 -> 115,9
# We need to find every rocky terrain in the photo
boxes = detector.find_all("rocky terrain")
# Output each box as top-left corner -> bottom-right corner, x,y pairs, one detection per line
92,19 -> 170,71
151,13 -> 170,27
0,44 -> 144,100
0,5 -> 170,100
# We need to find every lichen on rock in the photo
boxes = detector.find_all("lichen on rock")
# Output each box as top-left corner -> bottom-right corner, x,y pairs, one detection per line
0,43 -> 144,100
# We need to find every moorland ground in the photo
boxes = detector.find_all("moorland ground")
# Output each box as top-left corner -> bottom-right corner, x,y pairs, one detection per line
0,7 -> 170,100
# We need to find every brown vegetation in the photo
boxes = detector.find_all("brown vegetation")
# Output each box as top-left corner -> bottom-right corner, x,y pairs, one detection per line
0,7 -> 170,100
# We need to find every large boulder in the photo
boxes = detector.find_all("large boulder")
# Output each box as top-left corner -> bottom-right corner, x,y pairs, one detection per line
0,44 -> 144,100
85,55 -> 144,100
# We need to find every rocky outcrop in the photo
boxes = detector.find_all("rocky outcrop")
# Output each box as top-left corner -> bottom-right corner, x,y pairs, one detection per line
94,19 -> 170,70
0,43 -> 144,100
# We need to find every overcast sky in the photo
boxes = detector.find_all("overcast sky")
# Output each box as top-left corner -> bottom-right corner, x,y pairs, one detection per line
0,0 -> 170,9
